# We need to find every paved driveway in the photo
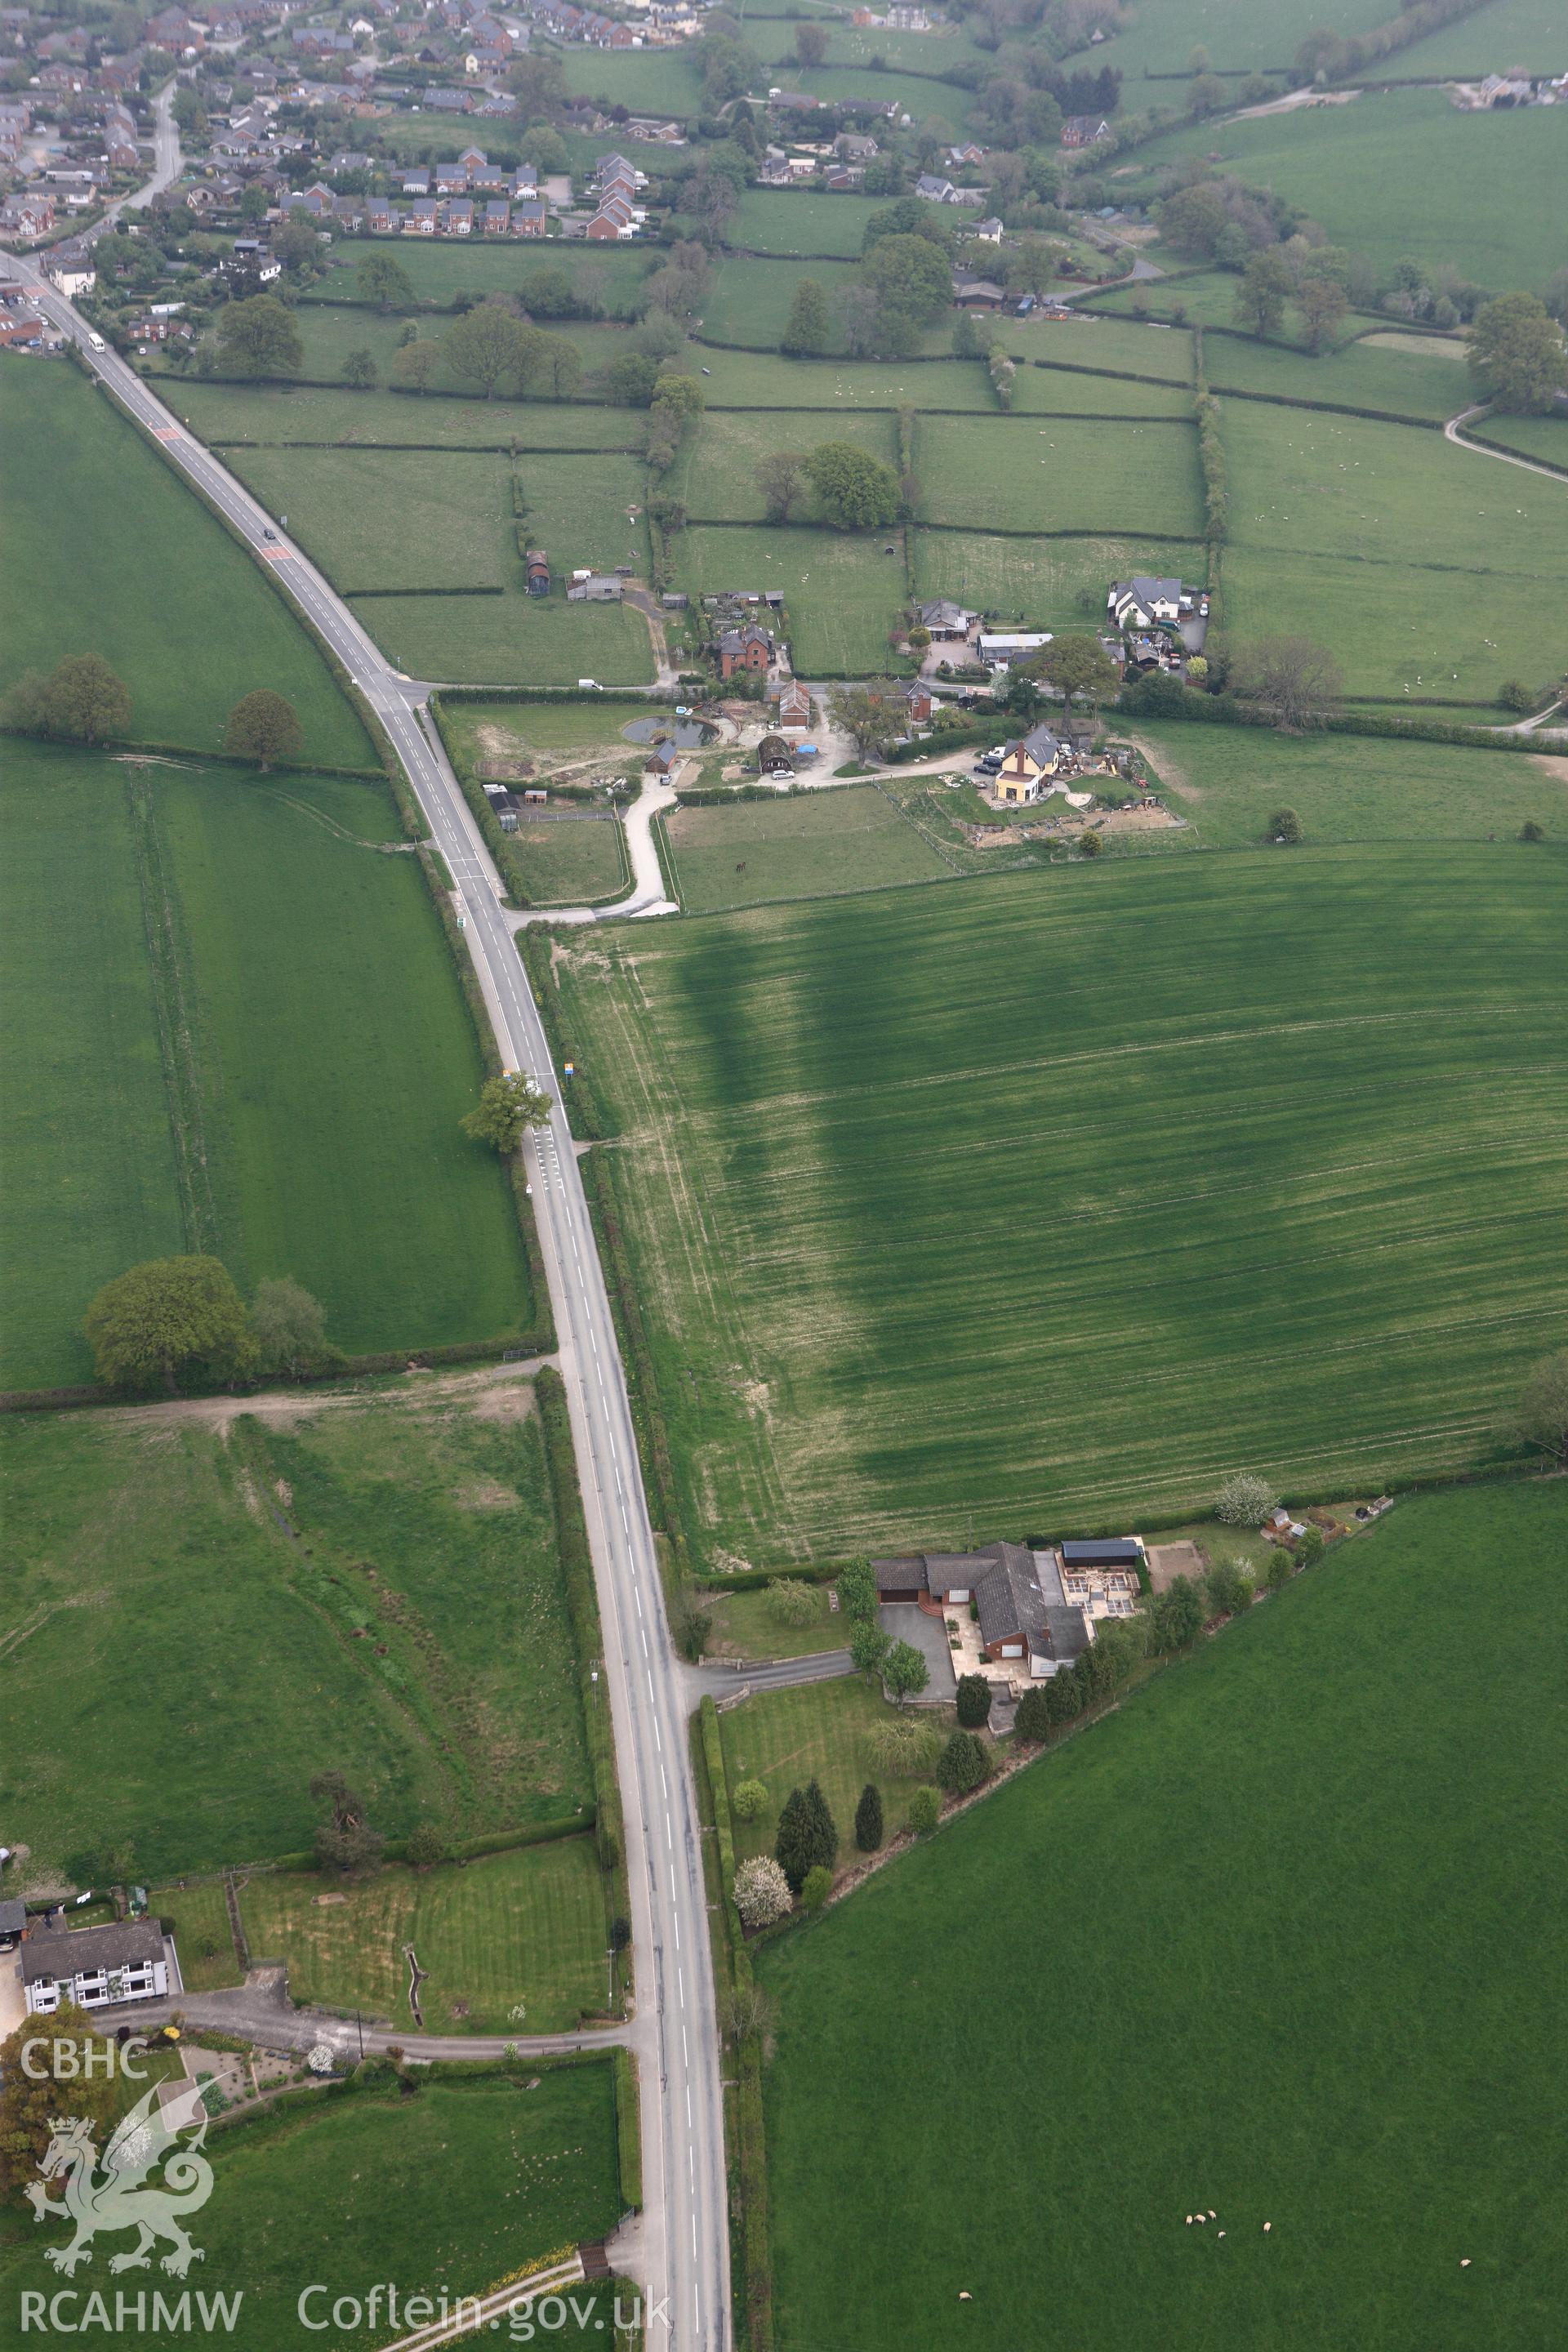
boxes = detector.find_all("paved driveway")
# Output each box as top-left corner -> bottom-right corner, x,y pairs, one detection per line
877,1604 -> 957,1704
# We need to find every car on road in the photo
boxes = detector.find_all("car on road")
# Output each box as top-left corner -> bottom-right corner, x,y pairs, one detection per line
262,528 -> 276,541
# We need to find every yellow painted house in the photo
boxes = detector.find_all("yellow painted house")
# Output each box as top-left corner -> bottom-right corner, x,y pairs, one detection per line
994,723 -> 1062,804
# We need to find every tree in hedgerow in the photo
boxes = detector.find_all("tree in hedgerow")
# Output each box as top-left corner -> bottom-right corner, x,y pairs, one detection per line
794,20 -> 828,68
1232,635 -> 1343,732
768,1578 -> 817,1627
461,1071 -> 553,1156
310,1769 -> 384,1877
84,1254 -> 252,1393
854,1783 -> 884,1852
835,1558 -> 877,1619
6,653 -> 132,745
757,449 -> 809,523
1026,632 -> 1120,719
849,1619 -> 892,1678
357,252 -> 414,311
1013,1685 -> 1051,1744
1044,1670 -> 1082,1728
800,1863 -> 831,1909
733,1855 -> 791,1929
406,1823 -> 448,1869
0,2007 -> 121,2206
1503,1347 -> 1568,1463
1078,830 -> 1104,858
341,347 -> 377,389
1268,805 -> 1303,844
1297,273 -> 1348,354
937,1729 -> 988,1796
391,339 -> 441,393
1150,1575 -> 1207,1653
907,1784 -> 940,1834
781,276 -> 830,357
217,292 -> 305,377
955,1673 -> 991,1729
805,441 -> 902,530
1467,291 -> 1568,416
250,1276 -> 330,1379
1205,1556 -> 1255,1619
225,688 -> 303,771
443,301 -> 528,399
775,1779 -> 836,1893
605,348 -> 664,408
1232,249 -> 1293,339
730,1779 -> 768,1823
1215,1470 -> 1279,1526
672,1593 -> 712,1662
882,1638 -> 929,1704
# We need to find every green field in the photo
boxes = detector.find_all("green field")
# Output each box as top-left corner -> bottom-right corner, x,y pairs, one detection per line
1093,0 -> 1390,76
702,350 -> 1006,409
1371,0 -> 1566,74
1126,720 -> 1568,847
675,524 -> 909,674
239,1842 -> 608,2032
0,2067 -> 624,2350
0,746 -> 185,1392
350,590 -> 656,688
0,356 -> 368,760
226,444 -> 513,590
674,408 -> 899,523
1012,359 -> 1194,416
703,255 -> 877,351
313,234 -> 653,315
167,377 -> 642,448
0,1370 -> 590,1882
0,747 -> 532,1387
1204,327 -> 1470,421
1470,412 -> 1568,471
438,697 -> 666,771
1130,90 -> 1568,289
662,787 -> 951,911
758,1480 -> 1568,2352
552,849 -> 1567,1560
511,814 -> 630,906
918,413 -> 1203,536
911,528 -> 1206,626
1009,315 -> 1195,383
733,188 -> 888,259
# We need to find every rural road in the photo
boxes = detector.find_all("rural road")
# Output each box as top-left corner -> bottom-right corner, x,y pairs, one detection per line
1444,403 -> 1568,485
16,267 -> 730,2351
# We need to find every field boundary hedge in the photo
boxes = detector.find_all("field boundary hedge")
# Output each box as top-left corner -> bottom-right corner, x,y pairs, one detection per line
140,1813 -> 595,1889
436,683 -> 669,706
0,724 -> 384,782
1462,425 -> 1568,479
348,584 -> 506,599
536,1364 -> 631,1998
696,1696 -> 773,2352
612,2047 -> 643,2212
1120,681 -> 1554,752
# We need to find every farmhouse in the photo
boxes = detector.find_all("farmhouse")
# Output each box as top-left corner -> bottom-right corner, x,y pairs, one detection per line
717,622 -> 774,679
993,722 -> 1062,803
918,596 -> 975,639
23,1918 -> 174,2016
1107,576 -> 1206,631
871,1539 -> 1143,1677
1061,114 -> 1111,148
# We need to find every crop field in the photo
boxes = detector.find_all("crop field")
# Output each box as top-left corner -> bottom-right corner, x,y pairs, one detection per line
0,2068 -> 624,2349
917,413 -> 1203,537
733,189 -> 887,259
910,529 -> 1206,629
0,1370 -> 591,1882
0,356 -> 368,760
239,1841 -> 607,2031
354,590 -> 656,688
758,1480 -> 1568,2352
674,524 -> 908,674
553,849 -> 1568,1560
167,379 -> 641,449
673,408 -> 899,523
1124,719 -> 1568,847
1202,328 -> 1469,422
719,1677 -> 940,1878
662,787 -> 951,912
510,815 -> 630,906
312,235 -> 653,315
226,444 -> 512,590
0,750 -> 531,1387
1129,90 -> 1568,288
0,746 -> 184,1392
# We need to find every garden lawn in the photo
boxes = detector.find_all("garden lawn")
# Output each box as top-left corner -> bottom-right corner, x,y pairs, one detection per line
911,529 -> 1206,630
0,2069 -> 624,2350
511,815 -> 629,906
733,189 -> 888,259
662,787 -> 950,912
239,1842 -> 607,2033
0,1373 -> 590,1882
917,412 -> 1203,536
674,525 -> 908,675
167,379 -> 641,449
152,1882 -> 243,1991
1129,89 -> 1568,289
1122,719 -> 1568,848
0,746 -> 184,1392
0,355 -> 368,761
673,408 -> 899,523
705,1579 -> 849,1663
718,1677 -> 938,1878
758,1480 -> 1568,2352
550,848 -> 1568,1561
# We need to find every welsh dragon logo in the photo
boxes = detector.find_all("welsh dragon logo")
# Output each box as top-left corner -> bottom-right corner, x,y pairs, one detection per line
25,2085 -> 215,2278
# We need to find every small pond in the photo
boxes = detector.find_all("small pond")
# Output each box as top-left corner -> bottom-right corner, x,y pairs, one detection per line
621,717 -> 715,750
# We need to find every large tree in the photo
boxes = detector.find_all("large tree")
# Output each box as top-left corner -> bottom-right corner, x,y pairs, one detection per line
506,51 -> 566,122
84,1255 -> 252,1393
35,653 -> 131,744
882,1638 -> 930,1704
775,1780 -> 837,1893
443,301 -> 528,399
461,1071 -> 553,1156
826,683 -> 893,758
390,339 -> 440,393
0,2007 -> 121,2207
854,1783 -> 884,1852
756,449 -> 809,523
225,688 -> 302,770
781,276 -> 831,358
1297,273 -> 1348,355
862,231 -> 954,336
250,1276 -> 329,1379
1505,1348 -> 1568,1463
1467,291 -> 1568,415
356,252 -> 413,310
936,1729 -> 988,1795
1027,633 -> 1120,717
216,292 -> 304,377
1233,248 -> 1294,339
1231,635 -> 1343,732
806,442 -> 902,529
341,347 -> 377,389
794,20 -> 828,68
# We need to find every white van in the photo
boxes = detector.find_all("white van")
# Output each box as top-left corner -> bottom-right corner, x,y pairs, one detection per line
87,331 -> 105,352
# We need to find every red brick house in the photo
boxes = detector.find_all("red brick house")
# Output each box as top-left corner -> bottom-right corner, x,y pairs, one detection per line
717,623 -> 773,679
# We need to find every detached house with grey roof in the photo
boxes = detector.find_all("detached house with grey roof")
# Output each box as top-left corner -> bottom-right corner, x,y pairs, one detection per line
871,1535 -> 1143,1681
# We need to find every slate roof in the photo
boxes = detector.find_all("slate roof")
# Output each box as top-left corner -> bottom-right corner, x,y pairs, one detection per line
22,1919 -> 167,1984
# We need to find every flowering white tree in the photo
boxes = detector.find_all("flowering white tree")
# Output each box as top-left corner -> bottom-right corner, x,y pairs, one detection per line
1215,1472 -> 1279,1527
733,1855 -> 791,1930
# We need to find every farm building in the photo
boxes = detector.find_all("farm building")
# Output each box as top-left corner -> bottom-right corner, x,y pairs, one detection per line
774,679 -> 812,727
525,549 -> 550,595
757,733 -> 795,780
568,572 -> 623,602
